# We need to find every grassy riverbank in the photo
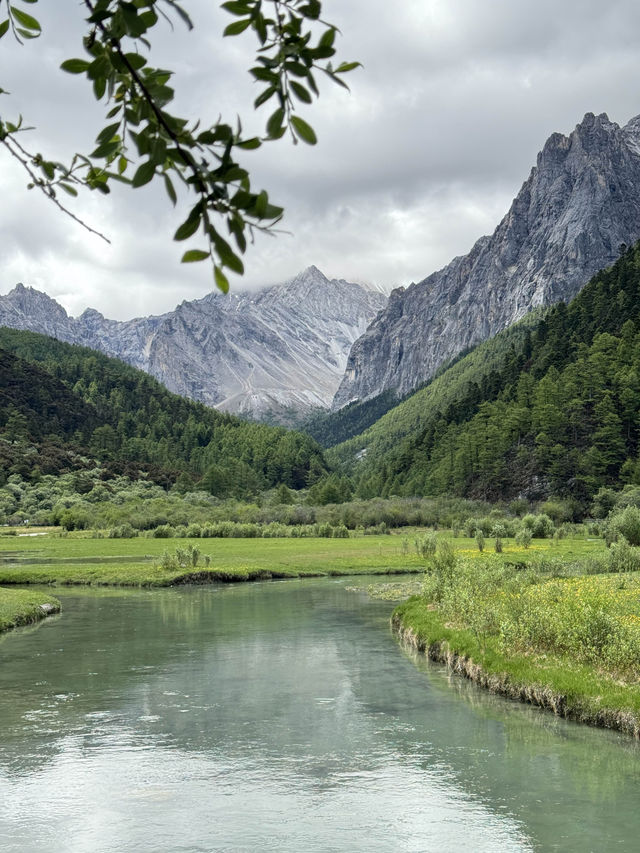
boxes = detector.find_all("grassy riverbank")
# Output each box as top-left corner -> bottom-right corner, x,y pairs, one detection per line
0,588 -> 61,633
0,530 -> 605,587
393,554 -> 640,736
0,532 -> 428,586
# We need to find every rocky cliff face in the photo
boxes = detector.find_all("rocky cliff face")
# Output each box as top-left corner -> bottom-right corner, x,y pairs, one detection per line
0,267 -> 386,418
333,112 -> 640,408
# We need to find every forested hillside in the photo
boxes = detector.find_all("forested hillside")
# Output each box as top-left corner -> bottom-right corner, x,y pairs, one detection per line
0,329 -> 326,494
339,243 -> 640,505
327,312 -> 543,476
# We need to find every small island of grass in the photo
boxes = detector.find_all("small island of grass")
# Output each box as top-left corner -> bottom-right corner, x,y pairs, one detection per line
0,587 -> 61,634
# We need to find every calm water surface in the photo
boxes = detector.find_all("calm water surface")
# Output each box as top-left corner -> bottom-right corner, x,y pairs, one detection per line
1,578 -> 639,852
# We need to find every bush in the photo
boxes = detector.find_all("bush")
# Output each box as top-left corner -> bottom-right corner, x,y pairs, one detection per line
515,528 -> 532,549
607,539 -> 640,573
108,523 -> 136,539
415,532 -> 437,560
521,513 -> 555,538
152,524 -> 175,538
604,505 -> 640,547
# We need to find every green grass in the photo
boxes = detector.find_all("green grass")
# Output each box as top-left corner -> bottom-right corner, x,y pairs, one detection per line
0,532 -> 430,586
0,530 -> 607,587
393,596 -> 640,734
0,588 -> 61,633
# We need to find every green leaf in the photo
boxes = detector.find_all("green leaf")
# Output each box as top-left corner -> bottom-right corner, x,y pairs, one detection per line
214,266 -> 230,294
90,140 -> 120,160
319,28 -> 337,49
237,137 -> 261,150
59,183 -> 78,197
163,173 -> 177,205
335,61 -> 362,73
91,76 -> 109,101
96,122 -> 120,145
124,52 -> 147,71
266,107 -> 285,138
174,215 -> 201,241
254,86 -> 277,108
0,20 -> 10,40
60,58 -> 90,74
223,18 -> 252,36
290,81 -> 312,104
255,190 -> 268,217
221,1 -> 252,15
131,160 -> 156,187
290,115 -> 317,145
11,7 -> 41,31
181,249 -> 210,263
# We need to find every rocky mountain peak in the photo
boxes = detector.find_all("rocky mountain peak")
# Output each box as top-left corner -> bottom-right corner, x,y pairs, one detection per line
333,111 -> 640,409
0,269 -> 387,420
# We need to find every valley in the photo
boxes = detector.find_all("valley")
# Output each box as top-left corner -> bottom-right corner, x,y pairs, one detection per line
4,103 -> 640,852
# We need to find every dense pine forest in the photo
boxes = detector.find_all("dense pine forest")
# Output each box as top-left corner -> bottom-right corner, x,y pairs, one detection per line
334,243 -> 640,507
0,329 -> 326,495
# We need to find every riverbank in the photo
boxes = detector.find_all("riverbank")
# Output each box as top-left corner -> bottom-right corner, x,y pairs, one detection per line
392,596 -> 640,738
0,588 -> 61,634
0,531 -> 604,587
0,534 -> 429,587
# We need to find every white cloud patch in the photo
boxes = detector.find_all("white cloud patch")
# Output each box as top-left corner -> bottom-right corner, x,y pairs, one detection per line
2,0 -> 640,318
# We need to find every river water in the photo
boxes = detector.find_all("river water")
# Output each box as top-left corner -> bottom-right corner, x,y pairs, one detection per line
1,578 -> 639,852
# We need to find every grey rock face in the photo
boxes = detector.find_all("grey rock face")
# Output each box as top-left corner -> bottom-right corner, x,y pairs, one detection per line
0,267 -> 386,418
333,112 -> 640,409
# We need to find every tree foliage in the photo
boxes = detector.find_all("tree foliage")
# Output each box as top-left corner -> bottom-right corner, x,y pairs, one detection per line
336,242 -> 640,505
0,327 -> 328,493
0,0 -> 359,289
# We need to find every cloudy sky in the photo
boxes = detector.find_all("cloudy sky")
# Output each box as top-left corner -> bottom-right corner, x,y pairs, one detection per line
2,0 -> 640,319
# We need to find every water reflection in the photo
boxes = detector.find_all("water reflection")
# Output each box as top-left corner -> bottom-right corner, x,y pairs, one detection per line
0,580 -> 638,851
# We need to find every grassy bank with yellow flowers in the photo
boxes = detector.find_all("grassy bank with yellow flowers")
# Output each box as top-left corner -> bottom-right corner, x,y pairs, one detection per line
393,544 -> 640,737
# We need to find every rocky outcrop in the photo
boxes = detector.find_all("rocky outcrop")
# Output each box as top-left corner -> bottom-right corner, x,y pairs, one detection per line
333,112 -> 640,408
0,267 -> 386,418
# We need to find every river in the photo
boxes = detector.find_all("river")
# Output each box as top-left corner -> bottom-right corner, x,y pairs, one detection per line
1,578 -> 639,852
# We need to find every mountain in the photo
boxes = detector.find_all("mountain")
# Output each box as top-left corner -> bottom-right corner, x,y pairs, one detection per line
333,112 -> 640,409
0,327 -> 327,494
332,242 -> 640,504
0,267 -> 386,419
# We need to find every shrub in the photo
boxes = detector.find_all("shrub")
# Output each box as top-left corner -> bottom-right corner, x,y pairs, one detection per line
414,532 -> 437,560
152,524 -> 175,538
515,527 -> 532,549
475,529 -> 485,552
604,505 -> 640,547
108,523 -> 136,539
607,539 -> 640,573
521,513 -> 555,538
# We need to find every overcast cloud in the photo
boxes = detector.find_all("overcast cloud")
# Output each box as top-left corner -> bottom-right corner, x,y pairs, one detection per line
2,0 -> 640,319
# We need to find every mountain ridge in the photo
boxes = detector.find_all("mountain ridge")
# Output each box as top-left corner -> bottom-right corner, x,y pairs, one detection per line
333,112 -> 640,408
0,267 -> 386,419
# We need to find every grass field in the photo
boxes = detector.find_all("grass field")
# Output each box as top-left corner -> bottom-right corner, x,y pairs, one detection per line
0,531 -> 429,586
0,530 -> 606,587
0,588 -> 61,632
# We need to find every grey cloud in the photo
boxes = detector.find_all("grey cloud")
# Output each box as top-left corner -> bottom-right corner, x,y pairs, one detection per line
3,1 -> 640,319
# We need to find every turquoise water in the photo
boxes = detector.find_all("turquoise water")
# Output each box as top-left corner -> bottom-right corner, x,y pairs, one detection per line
1,579 -> 639,852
